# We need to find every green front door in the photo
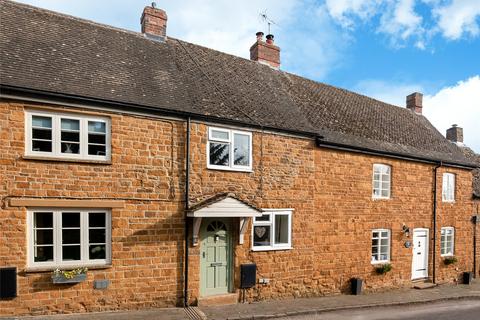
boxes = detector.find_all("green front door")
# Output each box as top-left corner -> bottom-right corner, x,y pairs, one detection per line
200,219 -> 232,296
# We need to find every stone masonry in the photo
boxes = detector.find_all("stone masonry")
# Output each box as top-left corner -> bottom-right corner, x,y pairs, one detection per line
0,100 -> 476,316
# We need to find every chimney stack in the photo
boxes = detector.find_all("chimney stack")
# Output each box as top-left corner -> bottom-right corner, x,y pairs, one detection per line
141,2 -> 168,41
406,92 -> 423,114
250,32 -> 280,69
446,124 -> 464,144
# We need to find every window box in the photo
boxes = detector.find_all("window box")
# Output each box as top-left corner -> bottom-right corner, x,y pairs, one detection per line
51,267 -> 87,284
207,127 -> 252,172
443,256 -> 457,265
25,110 -> 111,162
374,263 -> 392,275
252,209 -> 292,251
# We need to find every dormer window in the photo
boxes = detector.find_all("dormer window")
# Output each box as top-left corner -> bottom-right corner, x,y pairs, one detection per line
207,127 -> 252,171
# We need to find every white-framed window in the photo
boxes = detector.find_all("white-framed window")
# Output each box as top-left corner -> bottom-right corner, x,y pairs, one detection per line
27,209 -> 111,268
441,227 -> 455,256
442,173 -> 455,202
25,110 -> 111,161
252,209 -> 292,251
372,164 -> 391,199
207,127 -> 252,171
371,229 -> 390,264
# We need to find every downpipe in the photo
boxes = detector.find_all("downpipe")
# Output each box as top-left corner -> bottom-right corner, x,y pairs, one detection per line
184,117 -> 191,307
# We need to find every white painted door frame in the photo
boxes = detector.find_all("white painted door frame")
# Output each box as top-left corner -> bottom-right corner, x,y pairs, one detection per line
411,228 -> 429,280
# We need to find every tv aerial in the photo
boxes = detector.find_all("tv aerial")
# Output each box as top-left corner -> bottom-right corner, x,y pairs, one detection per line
259,10 -> 278,34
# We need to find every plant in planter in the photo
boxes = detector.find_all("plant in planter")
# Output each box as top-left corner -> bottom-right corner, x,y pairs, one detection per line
443,256 -> 457,265
51,267 -> 88,284
375,263 -> 392,275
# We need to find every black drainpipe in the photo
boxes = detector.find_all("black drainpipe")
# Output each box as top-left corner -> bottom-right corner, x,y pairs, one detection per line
474,203 -> 479,278
184,117 -> 191,307
432,162 -> 442,284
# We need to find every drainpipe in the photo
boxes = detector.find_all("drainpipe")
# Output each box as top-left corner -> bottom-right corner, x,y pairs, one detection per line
184,117 -> 191,307
474,203 -> 479,278
432,162 -> 442,284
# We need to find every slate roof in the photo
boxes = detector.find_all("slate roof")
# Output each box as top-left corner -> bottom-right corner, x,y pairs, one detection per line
0,0 -> 477,168
460,147 -> 480,198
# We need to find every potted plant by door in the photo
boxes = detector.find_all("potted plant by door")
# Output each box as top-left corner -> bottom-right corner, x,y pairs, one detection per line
51,267 -> 88,284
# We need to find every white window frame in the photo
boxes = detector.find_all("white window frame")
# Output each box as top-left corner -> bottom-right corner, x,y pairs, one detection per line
251,209 -> 293,251
442,173 -> 455,202
25,110 -> 111,162
371,229 -> 391,264
207,127 -> 252,172
27,208 -> 112,269
440,227 -> 455,257
372,164 -> 391,199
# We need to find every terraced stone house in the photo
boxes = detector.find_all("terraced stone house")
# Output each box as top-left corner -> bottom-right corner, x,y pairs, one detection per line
0,0 -> 479,316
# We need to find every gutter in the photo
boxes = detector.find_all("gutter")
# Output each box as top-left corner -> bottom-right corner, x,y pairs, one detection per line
432,162 -> 442,284
316,138 -> 476,170
184,117 -> 191,307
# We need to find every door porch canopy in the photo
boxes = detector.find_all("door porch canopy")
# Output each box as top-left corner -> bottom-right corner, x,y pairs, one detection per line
187,193 -> 263,246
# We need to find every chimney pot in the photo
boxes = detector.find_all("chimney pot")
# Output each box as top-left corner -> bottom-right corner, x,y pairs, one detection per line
406,92 -> 423,114
446,124 -> 464,144
141,4 -> 168,40
250,33 -> 280,69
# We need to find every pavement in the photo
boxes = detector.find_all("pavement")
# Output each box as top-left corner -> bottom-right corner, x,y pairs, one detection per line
4,281 -> 480,320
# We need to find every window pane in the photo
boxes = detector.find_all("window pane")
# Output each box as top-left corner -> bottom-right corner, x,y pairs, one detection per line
32,140 -> 52,152
62,246 -> 81,261
274,214 -> 289,245
255,214 -> 270,222
32,128 -> 52,140
209,142 -> 229,166
34,213 -> 53,228
89,212 -> 106,227
32,116 -> 52,128
211,129 -> 229,140
88,121 -> 106,133
61,118 -> 80,130
89,245 -> 106,260
89,229 -> 106,244
372,231 -> 379,238
88,134 -> 106,145
88,144 -> 106,156
62,229 -> 80,244
61,131 -> 80,142
62,212 -> 80,228
61,142 -> 80,154
35,230 -> 53,245
381,231 -> 388,238
34,246 -> 53,262
372,239 -> 379,246
253,225 -> 271,246
381,190 -> 389,197
233,133 -> 250,166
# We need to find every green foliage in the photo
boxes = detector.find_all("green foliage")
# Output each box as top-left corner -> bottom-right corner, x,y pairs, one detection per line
52,267 -> 88,279
443,256 -> 457,265
375,263 -> 392,274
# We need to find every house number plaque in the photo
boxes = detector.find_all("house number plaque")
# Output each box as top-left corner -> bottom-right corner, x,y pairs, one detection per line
404,241 -> 412,248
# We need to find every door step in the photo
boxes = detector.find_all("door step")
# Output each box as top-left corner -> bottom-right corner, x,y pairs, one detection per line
413,281 -> 437,290
197,293 -> 238,307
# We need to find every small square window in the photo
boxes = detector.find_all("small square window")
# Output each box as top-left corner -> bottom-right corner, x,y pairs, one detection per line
207,127 -> 252,171
252,210 -> 292,251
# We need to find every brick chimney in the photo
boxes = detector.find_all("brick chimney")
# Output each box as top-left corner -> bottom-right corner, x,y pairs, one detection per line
446,124 -> 464,144
250,32 -> 280,69
141,2 -> 167,41
406,92 -> 423,114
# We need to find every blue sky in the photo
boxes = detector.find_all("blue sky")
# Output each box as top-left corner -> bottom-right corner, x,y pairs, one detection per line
13,0 -> 480,151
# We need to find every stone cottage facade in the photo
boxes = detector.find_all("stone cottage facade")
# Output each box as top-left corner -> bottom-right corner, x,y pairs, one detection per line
0,0 -> 478,316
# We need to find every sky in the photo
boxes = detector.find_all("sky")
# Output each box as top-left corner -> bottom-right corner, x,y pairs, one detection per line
12,0 -> 480,152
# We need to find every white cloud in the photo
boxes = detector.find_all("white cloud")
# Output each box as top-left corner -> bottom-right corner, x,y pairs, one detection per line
355,76 -> 480,152
325,0 -> 380,28
378,0 -> 423,43
433,0 -> 480,40
423,75 -> 480,152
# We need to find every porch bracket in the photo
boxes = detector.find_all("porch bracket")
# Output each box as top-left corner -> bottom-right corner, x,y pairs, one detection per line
192,217 -> 202,246
239,217 -> 249,244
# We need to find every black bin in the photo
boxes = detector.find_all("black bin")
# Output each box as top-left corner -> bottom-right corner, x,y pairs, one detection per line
0,267 -> 17,299
351,278 -> 363,295
463,272 -> 473,285
240,264 -> 256,289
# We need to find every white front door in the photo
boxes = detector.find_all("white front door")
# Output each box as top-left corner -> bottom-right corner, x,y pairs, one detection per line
412,228 -> 429,279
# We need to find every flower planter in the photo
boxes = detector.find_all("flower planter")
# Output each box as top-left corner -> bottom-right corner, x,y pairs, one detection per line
52,273 -> 87,284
